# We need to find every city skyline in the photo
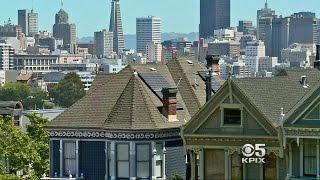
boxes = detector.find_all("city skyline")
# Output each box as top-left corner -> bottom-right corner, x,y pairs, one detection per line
0,0 -> 320,37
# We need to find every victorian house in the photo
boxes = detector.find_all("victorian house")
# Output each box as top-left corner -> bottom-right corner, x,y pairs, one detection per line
183,67 -> 320,179
46,58 -> 224,180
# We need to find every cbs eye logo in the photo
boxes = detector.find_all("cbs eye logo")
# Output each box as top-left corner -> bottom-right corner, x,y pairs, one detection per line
242,144 -> 255,157
241,144 -> 266,163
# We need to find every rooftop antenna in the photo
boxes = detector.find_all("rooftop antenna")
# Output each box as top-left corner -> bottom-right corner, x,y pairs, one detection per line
264,0 -> 268,9
61,0 -> 64,9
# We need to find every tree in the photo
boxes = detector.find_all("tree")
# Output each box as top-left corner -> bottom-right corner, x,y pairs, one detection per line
0,83 -> 48,110
0,116 -> 39,175
26,113 -> 50,178
49,72 -> 85,108
172,172 -> 184,180
0,114 -> 50,178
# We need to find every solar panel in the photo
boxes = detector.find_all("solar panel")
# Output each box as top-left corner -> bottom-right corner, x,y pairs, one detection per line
198,71 -> 223,93
139,72 -> 183,109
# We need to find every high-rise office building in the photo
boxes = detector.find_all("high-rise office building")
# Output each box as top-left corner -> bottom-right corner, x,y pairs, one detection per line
146,41 -> 162,63
245,41 -> 266,57
53,9 -> 77,53
109,0 -> 125,54
18,9 -> 38,36
289,15 -> 318,45
0,43 -> 14,70
28,10 -> 38,36
18,10 -> 29,36
271,17 -> 290,59
136,16 -> 161,53
238,21 -> 255,35
199,0 -> 230,38
94,29 -> 113,58
257,1 -> 276,41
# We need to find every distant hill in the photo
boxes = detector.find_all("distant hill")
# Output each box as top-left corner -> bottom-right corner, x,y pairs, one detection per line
78,32 -> 199,50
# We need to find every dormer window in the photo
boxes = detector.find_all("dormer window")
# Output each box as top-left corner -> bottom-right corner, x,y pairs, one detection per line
220,104 -> 243,126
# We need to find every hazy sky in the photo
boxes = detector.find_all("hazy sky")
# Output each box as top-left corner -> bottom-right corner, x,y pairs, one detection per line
0,0 -> 319,37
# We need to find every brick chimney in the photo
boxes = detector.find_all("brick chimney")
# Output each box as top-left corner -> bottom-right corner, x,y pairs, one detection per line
315,45 -> 320,70
206,54 -> 220,75
162,87 -> 178,122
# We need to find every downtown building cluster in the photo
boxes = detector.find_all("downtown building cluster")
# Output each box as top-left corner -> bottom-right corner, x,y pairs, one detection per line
195,0 -> 320,79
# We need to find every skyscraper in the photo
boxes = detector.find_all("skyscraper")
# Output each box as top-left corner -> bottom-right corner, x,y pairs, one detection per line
257,1 -> 276,41
53,9 -> 77,53
136,16 -> 161,53
18,9 -> 38,36
238,21 -> 254,35
199,0 -> 230,39
0,43 -> 14,70
109,0 -> 125,54
289,14 -> 318,45
271,17 -> 290,59
18,10 -> 28,36
94,29 -> 113,58
28,10 -> 38,36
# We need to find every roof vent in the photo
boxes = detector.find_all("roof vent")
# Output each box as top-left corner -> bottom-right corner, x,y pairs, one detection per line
300,75 -> 309,88
186,60 -> 193,65
133,69 -> 138,76
149,67 -> 157,71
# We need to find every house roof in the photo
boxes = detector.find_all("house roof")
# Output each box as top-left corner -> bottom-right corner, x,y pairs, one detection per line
16,73 -> 32,81
47,58 -> 222,131
230,68 -> 320,127
0,101 -> 22,109
43,72 -> 66,83
0,101 -> 23,115
47,66 -> 183,130
182,68 -> 320,135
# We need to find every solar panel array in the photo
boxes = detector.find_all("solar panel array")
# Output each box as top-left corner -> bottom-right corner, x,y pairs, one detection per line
139,72 -> 183,109
198,71 -> 223,93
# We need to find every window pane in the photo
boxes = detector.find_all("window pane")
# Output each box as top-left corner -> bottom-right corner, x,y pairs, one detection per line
304,141 -> 316,176
63,142 -> 76,176
64,159 -> 76,175
137,144 -> 150,161
117,161 -> 129,178
224,108 -> 241,125
155,143 -> 163,156
137,162 -> 150,178
155,160 -> 162,178
117,144 -> 129,160
64,142 -> 76,158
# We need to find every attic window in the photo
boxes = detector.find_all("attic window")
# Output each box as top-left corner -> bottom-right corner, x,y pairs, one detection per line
220,104 -> 243,126
223,108 -> 242,125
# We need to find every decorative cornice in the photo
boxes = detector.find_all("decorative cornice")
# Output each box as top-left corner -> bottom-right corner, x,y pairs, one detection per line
49,129 -> 180,140
285,128 -> 320,136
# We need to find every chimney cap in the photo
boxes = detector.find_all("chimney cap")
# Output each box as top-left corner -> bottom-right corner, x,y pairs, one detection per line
161,87 -> 178,98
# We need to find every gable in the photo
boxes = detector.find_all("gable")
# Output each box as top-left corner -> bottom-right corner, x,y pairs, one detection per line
286,95 -> 320,127
183,80 -> 277,136
195,94 -> 272,136
285,86 -> 320,127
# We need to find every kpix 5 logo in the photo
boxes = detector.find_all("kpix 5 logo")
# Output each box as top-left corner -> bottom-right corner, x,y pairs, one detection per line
241,144 -> 266,163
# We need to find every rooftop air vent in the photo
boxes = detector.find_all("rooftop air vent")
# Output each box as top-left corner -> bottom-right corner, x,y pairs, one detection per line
149,67 -> 157,71
186,60 -> 193,65
300,75 -> 309,88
